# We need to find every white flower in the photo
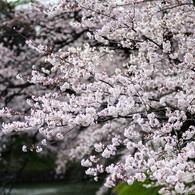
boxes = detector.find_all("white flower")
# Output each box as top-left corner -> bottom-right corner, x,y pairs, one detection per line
184,53 -> 193,64
105,177 -> 115,188
56,133 -> 64,140
22,145 -> 27,152
90,155 -> 98,163
135,173 -> 146,182
94,143 -> 104,153
81,159 -> 92,167
60,82 -> 70,91
175,182 -> 185,193
127,177 -> 134,185
163,41 -> 171,53
102,148 -> 111,158
85,168 -> 97,176
41,139 -> 47,146
36,146 -> 42,153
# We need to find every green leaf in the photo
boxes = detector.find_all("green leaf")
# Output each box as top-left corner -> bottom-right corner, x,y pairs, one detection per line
113,181 -> 161,195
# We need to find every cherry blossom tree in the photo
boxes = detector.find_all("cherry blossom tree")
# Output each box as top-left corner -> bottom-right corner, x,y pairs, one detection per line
0,0 -> 195,194
0,0 -> 88,192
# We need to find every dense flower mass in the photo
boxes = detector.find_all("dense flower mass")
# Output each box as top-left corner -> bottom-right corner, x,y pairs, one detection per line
0,0 -> 195,194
